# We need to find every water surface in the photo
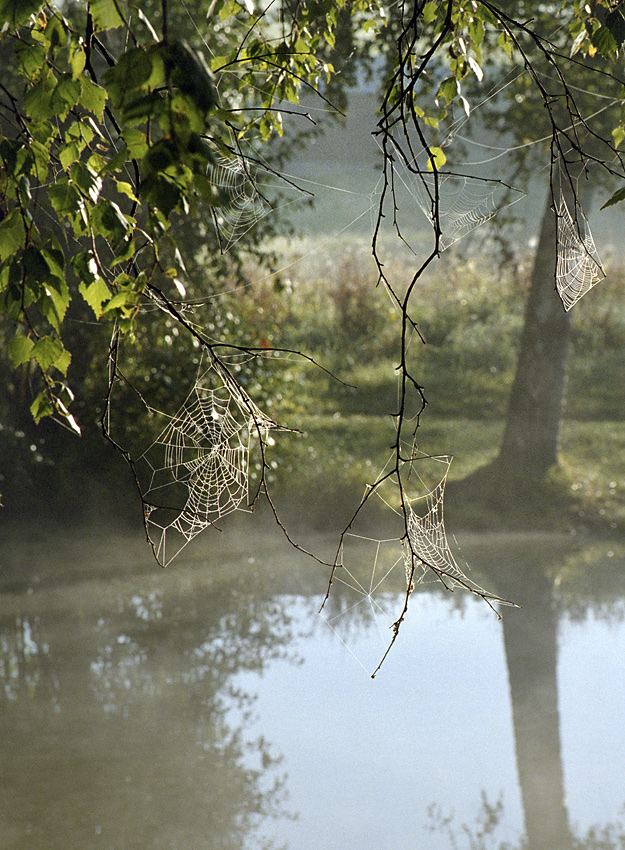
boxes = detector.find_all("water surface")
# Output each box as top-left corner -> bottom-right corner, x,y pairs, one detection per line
1,524 -> 624,849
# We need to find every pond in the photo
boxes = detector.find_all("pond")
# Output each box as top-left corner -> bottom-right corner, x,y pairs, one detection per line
1,518 -> 625,850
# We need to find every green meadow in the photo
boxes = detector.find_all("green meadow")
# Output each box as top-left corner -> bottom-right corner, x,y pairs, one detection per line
244,233 -> 625,534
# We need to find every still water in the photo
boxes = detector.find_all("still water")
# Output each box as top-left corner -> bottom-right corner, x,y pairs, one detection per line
1,520 -> 625,850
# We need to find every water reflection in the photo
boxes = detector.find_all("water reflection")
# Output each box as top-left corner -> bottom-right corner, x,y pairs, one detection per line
425,534 -> 625,850
1,528 -> 625,849
0,546 -> 304,850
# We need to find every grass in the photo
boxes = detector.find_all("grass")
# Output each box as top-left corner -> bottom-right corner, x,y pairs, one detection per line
244,235 -> 625,535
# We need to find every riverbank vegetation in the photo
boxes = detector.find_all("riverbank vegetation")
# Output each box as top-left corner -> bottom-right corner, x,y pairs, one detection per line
3,233 -> 624,536
238,234 -> 625,534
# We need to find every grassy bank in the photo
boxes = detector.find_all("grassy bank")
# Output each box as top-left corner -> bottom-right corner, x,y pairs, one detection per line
246,235 -> 625,533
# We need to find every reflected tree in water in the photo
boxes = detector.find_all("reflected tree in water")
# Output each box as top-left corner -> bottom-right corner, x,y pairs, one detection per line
0,570 -> 302,849
431,537 -> 625,850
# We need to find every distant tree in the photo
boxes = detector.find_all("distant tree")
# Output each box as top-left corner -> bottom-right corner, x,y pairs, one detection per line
368,0 -> 625,480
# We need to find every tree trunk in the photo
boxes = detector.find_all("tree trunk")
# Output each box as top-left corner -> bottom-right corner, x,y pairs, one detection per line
501,573 -> 573,850
496,188 -> 570,477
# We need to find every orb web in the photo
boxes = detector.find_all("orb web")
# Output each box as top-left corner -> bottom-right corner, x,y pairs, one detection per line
555,195 -> 604,311
386,140 -> 525,251
321,456 -> 503,675
319,533 -> 409,673
208,153 -> 271,251
134,360 -> 277,566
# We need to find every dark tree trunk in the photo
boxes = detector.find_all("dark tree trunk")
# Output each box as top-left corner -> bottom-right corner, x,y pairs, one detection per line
501,573 -> 573,850
497,188 -> 570,477
476,542 -> 577,850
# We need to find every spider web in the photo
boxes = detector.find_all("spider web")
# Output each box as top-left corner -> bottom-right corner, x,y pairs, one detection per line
208,153 -> 272,251
133,360 -> 277,566
402,457 -> 469,591
319,533 -> 410,673
383,138 -> 525,253
321,456 -> 504,675
555,194 -> 605,311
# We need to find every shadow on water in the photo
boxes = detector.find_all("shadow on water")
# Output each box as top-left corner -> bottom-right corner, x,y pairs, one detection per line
2,506 -> 625,849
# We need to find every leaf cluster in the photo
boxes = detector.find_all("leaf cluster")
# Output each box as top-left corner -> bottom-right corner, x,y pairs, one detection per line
0,0 -> 385,436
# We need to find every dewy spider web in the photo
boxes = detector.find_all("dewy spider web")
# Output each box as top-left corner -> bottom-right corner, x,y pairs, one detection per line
208,153 -> 272,251
555,193 -> 605,311
386,138 -> 526,252
134,359 -> 277,566
402,456 -> 469,591
321,456 -> 505,675
319,533 -> 410,674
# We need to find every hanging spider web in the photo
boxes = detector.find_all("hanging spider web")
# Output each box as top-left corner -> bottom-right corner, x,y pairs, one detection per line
385,139 -> 525,252
555,195 -> 604,311
321,456 -> 507,675
133,360 -> 278,566
402,457 -> 471,591
319,533 -> 410,673
208,153 -> 272,251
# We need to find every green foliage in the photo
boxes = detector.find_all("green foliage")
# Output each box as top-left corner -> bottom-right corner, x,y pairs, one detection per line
0,0 -> 384,435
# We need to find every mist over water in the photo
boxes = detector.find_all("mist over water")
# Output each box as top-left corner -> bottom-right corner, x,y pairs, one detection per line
2,519 -> 625,850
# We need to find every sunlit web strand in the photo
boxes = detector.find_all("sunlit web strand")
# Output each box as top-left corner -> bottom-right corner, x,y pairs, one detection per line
382,139 -> 525,251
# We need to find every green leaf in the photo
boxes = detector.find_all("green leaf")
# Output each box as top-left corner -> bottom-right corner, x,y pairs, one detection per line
24,74 -> 58,120
30,390 -> 53,423
427,146 -> 447,171
219,0 -> 239,22
104,47 -> 153,102
78,77 -> 108,121
140,173 -> 182,217
606,10 -> 625,48
59,140 -> 82,170
0,209 -> 26,261
70,44 -> 86,79
40,277 -> 70,331
497,32 -> 514,59
0,0 -> 44,27
91,199 -> 131,246
71,161 -> 103,203
613,126 -> 625,149
143,139 -> 178,174
15,39 -> 47,78
121,90 -> 165,123
421,1 -> 437,24
163,40 -> 219,113
48,179 -> 84,217
110,235 -> 136,266
31,335 -> 64,371
23,245 -> 50,285
8,334 -> 34,367
41,238 -> 65,279
438,76 -> 458,105
73,250 -> 110,318
122,129 -> 150,160
601,185 -> 625,210
79,277 -> 111,319
89,0 -> 124,30
591,24 -> 618,59
51,74 -> 82,118
44,13 -> 67,51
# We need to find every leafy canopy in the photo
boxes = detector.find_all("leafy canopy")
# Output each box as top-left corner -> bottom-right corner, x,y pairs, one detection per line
0,0 -> 380,433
